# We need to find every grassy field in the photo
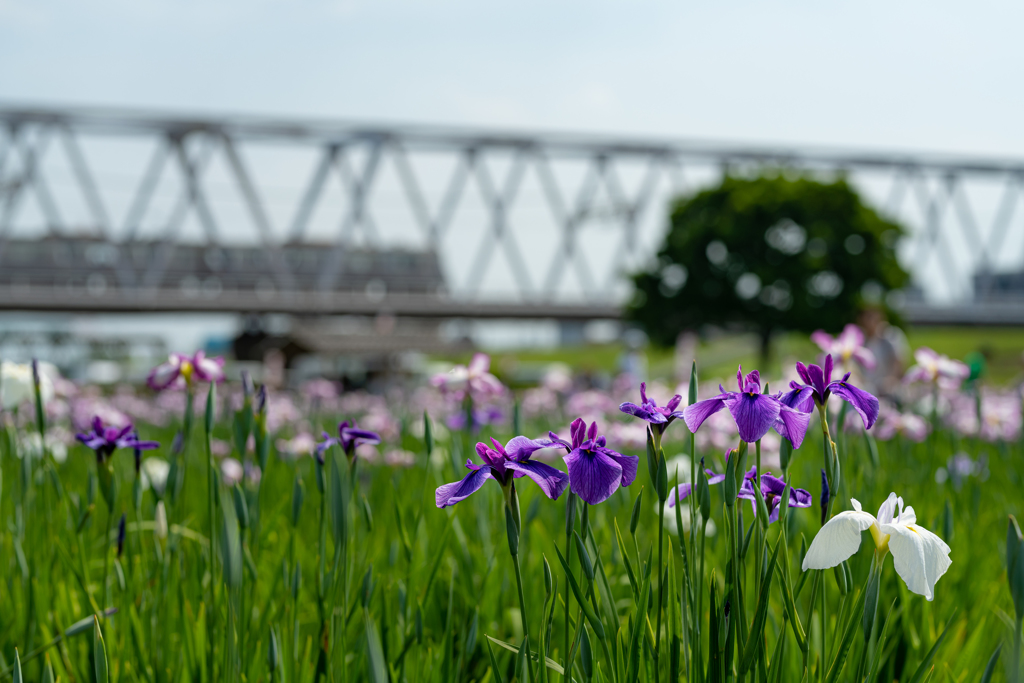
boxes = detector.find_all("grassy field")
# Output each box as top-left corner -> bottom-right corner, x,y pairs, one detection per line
1,339 -> 1023,682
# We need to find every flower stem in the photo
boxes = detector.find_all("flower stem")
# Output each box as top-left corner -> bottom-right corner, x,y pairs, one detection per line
655,493 -> 665,683
563,491 -> 575,679
512,550 -> 533,678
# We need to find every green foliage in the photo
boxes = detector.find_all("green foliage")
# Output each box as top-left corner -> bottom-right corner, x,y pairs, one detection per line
629,173 -> 910,350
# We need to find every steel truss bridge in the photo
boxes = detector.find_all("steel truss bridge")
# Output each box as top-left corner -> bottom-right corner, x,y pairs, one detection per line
3,104 -> 1024,325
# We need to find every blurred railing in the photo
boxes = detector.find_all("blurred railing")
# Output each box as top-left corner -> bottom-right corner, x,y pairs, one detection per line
2,104 -> 1024,323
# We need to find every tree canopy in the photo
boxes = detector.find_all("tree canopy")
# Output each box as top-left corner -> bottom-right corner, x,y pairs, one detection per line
628,173 -> 910,353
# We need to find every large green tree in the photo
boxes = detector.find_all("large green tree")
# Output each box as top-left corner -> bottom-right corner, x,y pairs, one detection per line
628,173 -> 910,356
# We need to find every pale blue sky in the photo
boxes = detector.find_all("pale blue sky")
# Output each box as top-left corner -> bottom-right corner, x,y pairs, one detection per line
2,0 -> 1022,156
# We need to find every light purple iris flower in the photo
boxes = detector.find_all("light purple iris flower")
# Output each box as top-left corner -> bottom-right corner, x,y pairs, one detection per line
782,354 -> 879,429
737,471 -> 812,523
811,324 -> 876,371
316,420 -> 382,461
435,435 -> 570,508
548,418 -> 639,506
147,351 -> 225,390
619,382 -> 686,432
683,367 -> 812,447
77,417 -> 159,463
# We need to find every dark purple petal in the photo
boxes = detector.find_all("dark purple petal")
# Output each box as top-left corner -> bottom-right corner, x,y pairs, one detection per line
823,354 -> 834,386
779,386 -> 815,412
475,442 -> 506,476
601,448 -> 639,487
344,427 -> 381,446
619,402 -> 668,424
743,369 -> 761,393
435,466 -> 493,508
775,403 -> 812,449
570,418 -> 587,448
546,431 -> 572,451
725,393 -> 781,443
827,380 -> 880,429
805,364 -> 827,398
564,447 -> 623,505
76,433 -> 107,450
505,459 -> 569,500
504,435 -> 558,462
666,394 -> 682,412
795,362 -> 813,387
682,395 -> 729,433
760,472 -> 788,496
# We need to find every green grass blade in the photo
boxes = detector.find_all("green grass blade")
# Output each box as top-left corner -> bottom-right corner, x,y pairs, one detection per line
553,545 -> 606,641
365,608 -> 388,683
739,538 -> 781,673
486,638 -> 506,683
93,616 -> 109,683
484,635 -> 567,677
979,642 -> 1001,683
824,588 -> 864,683
906,612 -> 956,683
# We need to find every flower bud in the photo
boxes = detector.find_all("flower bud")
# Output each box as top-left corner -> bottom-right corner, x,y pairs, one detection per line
688,361 -> 698,406
697,461 -> 712,524
423,411 -> 434,457
630,487 -> 644,536
580,624 -> 593,679
574,531 -> 594,583
565,491 -> 577,538
543,556 -> 553,596
505,504 -> 520,557
232,484 -> 250,530
268,626 -> 280,673
204,382 -> 216,436
819,469 -> 830,526
291,474 -> 304,527
724,449 -> 737,506
942,500 -> 954,543
833,563 -> 847,596
116,514 -> 126,558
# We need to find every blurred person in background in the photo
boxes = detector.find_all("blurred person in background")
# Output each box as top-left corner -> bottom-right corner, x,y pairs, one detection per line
858,307 -> 909,400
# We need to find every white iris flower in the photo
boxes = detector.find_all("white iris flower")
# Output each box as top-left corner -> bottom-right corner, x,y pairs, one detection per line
802,492 -> 952,601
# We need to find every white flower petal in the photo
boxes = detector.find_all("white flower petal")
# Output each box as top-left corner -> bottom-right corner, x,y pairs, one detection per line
802,509 -> 877,570
876,492 -> 899,525
879,521 -> 951,601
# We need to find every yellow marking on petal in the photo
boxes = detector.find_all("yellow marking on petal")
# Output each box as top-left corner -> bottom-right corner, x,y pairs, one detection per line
869,522 -> 890,552
180,361 -> 194,385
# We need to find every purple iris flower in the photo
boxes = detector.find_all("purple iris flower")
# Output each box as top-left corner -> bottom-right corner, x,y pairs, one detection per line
782,354 -> 879,430
619,382 -> 685,433
317,420 -> 382,461
683,367 -> 812,447
76,417 -> 159,463
435,436 -> 570,508
547,418 -> 639,505
737,471 -> 812,524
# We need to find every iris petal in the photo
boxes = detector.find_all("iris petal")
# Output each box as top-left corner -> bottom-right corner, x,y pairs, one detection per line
802,508 -> 877,570
879,519 -> 952,601
504,459 -> 570,500
564,448 -> 623,505
725,393 -> 781,443
435,466 -> 493,508
828,380 -> 880,429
